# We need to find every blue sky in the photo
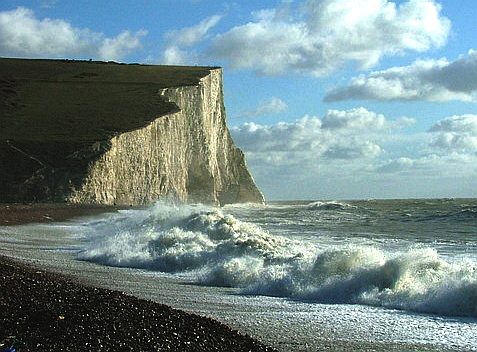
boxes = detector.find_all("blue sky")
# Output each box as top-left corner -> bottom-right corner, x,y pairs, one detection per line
1,0 -> 476,200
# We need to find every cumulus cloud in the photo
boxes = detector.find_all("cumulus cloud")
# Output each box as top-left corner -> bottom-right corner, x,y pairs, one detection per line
377,115 -> 477,176
98,30 -> 147,61
209,0 -> 450,76
429,114 -> 477,133
161,15 -> 221,65
232,109 -> 476,199
231,108 -> 422,199
431,133 -> 477,152
428,115 -> 477,153
231,107 -> 396,164
236,97 -> 288,118
0,7 -> 145,60
325,50 -> 477,102
0,7 -> 89,57
321,108 -> 386,130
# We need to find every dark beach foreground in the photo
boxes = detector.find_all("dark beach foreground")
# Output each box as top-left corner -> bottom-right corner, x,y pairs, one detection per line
0,204 -> 276,352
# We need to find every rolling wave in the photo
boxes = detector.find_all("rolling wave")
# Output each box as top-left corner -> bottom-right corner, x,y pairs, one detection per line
416,206 -> 477,222
78,202 -> 477,318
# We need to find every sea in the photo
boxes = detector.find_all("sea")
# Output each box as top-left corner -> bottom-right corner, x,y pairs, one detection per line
1,198 -> 477,351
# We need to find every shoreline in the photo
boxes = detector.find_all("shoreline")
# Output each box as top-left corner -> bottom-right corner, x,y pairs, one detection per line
0,203 -> 126,226
2,202 -> 468,351
0,204 -> 276,351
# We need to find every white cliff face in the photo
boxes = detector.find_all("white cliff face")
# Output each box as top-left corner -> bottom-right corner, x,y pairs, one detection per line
69,69 -> 264,206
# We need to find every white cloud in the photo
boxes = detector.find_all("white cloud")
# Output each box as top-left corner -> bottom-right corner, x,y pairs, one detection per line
165,15 -> 221,47
321,108 -> 386,130
161,15 -> 221,65
0,7 -> 89,57
325,50 -> 477,102
236,97 -> 288,118
233,109 -> 476,199
98,30 -> 147,61
231,109 -> 393,199
376,115 -> 477,176
209,0 -> 450,76
376,154 -> 477,178
431,133 -> 477,152
377,157 -> 415,173
429,114 -> 477,133
323,141 -> 382,159
428,115 -> 477,153
162,46 -> 188,65
231,107 -> 393,163
0,7 -> 145,61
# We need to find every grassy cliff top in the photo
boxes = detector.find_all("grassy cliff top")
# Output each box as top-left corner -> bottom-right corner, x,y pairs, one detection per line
0,58 -> 218,142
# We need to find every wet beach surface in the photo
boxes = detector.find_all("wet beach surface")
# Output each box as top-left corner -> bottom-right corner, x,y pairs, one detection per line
0,202 -> 472,352
0,204 -> 276,352
0,203 -> 124,226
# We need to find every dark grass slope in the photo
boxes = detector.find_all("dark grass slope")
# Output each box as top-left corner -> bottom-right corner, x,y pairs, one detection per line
0,256 -> 276,352
0,58 -> 216,142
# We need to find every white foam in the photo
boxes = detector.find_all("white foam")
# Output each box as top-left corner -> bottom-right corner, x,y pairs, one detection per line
307,200 -> 356,211
77,201 -> 477,318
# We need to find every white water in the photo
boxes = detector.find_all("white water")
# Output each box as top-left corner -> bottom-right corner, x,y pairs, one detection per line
1,200 -> 477,351
75,202 -> 477,319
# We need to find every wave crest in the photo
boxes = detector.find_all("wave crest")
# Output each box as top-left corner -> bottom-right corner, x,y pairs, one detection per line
78,202 -> 477,318
307,201 -> 355,211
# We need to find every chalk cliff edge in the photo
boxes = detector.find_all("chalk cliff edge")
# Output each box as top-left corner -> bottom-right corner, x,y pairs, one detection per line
0,58 -> 264,206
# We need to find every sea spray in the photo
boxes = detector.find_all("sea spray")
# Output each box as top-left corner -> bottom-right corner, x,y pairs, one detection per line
77,201 -> 477,317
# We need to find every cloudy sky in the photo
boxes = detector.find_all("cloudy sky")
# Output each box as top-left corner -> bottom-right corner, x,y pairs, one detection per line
1,0 -> 476,200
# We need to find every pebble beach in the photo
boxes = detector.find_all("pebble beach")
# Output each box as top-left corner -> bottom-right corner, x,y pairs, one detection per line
0,204 -> 276,352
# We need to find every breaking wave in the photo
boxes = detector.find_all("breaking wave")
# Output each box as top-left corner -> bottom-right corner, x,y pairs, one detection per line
78,202 -> 477,318
307,201 -> 356,211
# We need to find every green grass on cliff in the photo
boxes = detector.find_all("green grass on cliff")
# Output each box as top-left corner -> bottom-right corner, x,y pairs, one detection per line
0,58 -> 217,142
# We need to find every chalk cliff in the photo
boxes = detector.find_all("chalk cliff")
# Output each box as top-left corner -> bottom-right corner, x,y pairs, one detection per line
69,69 -> 263,205
0,58 -> 263,206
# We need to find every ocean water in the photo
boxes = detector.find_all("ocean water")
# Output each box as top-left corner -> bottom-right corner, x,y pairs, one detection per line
1,198 -> 477,351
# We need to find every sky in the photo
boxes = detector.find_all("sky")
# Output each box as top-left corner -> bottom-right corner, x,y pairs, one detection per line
1,0 -> 476,200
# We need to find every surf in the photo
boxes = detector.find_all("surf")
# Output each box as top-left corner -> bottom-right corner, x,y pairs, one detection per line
75,201 -> 477,318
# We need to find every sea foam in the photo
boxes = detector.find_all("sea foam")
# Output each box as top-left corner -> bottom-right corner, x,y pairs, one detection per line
77,202 -> 477,318
307,201 -> 356,211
